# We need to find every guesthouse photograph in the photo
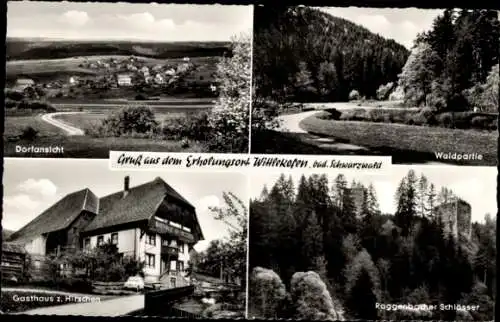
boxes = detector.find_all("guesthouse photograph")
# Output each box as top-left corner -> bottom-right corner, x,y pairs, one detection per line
4,1 -> 253,157
1,158 -> 248,318
251,6 -> 498,165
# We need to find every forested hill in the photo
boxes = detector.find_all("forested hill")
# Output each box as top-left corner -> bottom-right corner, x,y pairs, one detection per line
6,38 -> 231,61
253,6 -> 410,102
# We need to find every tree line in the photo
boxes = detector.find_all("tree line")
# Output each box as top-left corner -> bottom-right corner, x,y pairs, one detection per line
253,6 -> 409,103
249,172 -> 496,320
398,9 -> 499,111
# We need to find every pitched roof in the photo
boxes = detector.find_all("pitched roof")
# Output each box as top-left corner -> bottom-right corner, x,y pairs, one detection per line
2,242 -> 27,254
83,177 -> 195,233
9,188 -> 98,242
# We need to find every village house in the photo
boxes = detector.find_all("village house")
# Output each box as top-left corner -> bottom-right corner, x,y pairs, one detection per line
5,176 -> 204,286
140,66 -> 150,77
14,78 -> 35,91
69,76 -> 79,86
177,63 -> 190,74
154,73 -> 165,85
117,74 -> 133,87
165,68 -> 176,76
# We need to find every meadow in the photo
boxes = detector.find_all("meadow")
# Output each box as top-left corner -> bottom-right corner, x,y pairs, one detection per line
299,112 -> 498,165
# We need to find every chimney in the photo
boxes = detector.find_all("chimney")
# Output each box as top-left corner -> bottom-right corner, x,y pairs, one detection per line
123,176 -> 130,198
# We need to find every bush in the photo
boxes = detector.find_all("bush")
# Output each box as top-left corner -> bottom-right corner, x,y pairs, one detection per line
418,107 -> 437,125
323,108 -> 341,120
436,112 -> 454,128
366,109 -> 387,123
97,105 -> 159,137
20,126 -> 39,140
471,116 -> 497,131
5,89 -> 25,101
376,82 -> 395,100
17,100 -> 56,112
161,112 -> 211,141
135,93 -> 147,100
348,89 -> 361,101
5,98 -> 18,109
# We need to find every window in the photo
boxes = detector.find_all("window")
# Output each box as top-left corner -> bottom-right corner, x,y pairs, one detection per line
178,241 -> 184,253
97,236 -> 104,246
84,238 -> 91,249
111,233 -> 118,245
179,261 -> 184,272
146,253 -> 155,268
146,233 -> 156,246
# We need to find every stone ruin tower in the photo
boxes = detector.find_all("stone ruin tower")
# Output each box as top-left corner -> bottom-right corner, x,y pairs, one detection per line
434,197 -> 472,241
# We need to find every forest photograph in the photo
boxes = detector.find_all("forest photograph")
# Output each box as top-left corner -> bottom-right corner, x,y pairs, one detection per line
251,6 -> 499,166
248,167 -> 496,320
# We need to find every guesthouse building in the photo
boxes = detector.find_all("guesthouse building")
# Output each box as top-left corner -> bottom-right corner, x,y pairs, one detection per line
6,176 -> 204,285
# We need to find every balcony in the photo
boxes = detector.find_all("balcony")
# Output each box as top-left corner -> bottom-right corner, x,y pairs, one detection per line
161,245 -> 179,257
150,218 -> 195,243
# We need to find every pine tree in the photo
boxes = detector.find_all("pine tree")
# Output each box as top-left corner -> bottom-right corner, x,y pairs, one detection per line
366,183 -> 380,216
425,183 -> 436,217
417,174 -> 429,218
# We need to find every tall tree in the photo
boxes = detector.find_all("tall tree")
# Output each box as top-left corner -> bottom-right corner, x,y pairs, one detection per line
417,174 -> 429,218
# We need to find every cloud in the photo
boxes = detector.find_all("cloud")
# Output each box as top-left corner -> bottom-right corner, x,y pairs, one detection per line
59,10 -> 90,27
17,178 -> 57,197
196,195 -> 221,211
3,194 -> 40,212
358,14 -> 391,34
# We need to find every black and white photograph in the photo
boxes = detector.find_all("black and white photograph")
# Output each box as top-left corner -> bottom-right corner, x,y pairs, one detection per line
248,166 -> 496,320
251,6 -> 499,166
1,158 -> 248,318
4,1 -> 252,158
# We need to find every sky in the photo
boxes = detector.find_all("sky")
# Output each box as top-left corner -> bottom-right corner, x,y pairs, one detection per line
318,7 -> 444,49
250,166 -> 497,223
391,165 -> 497,224
2,158 -> 249,252
7,2 -> 253,42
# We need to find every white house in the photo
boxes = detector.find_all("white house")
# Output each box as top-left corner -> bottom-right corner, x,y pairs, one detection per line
14,78 -> 35,91
140,66 -> 150,77
154,73 -> 165,85
165,68 -> 176,76
7,176 -> 205,285
117,74 -> 132,87
69,76 -> 79,86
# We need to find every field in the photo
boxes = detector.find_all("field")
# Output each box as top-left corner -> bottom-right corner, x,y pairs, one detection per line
299,113 -> 498,165
4,115 -> 66,137
3,101 -> 214,157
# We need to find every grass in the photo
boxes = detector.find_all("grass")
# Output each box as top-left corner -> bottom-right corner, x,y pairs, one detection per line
4,115 -> 66,137
298,113 -> 497,165
4,135 -> 208,158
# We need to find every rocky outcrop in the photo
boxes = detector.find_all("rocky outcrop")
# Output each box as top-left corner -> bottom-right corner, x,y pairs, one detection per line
290,271 -> 344,320
249,266 -> 287,318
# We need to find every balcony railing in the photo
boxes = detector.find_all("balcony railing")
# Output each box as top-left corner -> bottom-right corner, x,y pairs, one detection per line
161,245 -> 179,257
150,218 -> 195,243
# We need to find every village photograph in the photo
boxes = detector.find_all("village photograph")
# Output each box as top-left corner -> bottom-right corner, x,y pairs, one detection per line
251,6 -> 499,166
4,2 -> 252,158
248,166 -> 496,321
1,158 -> 248,318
